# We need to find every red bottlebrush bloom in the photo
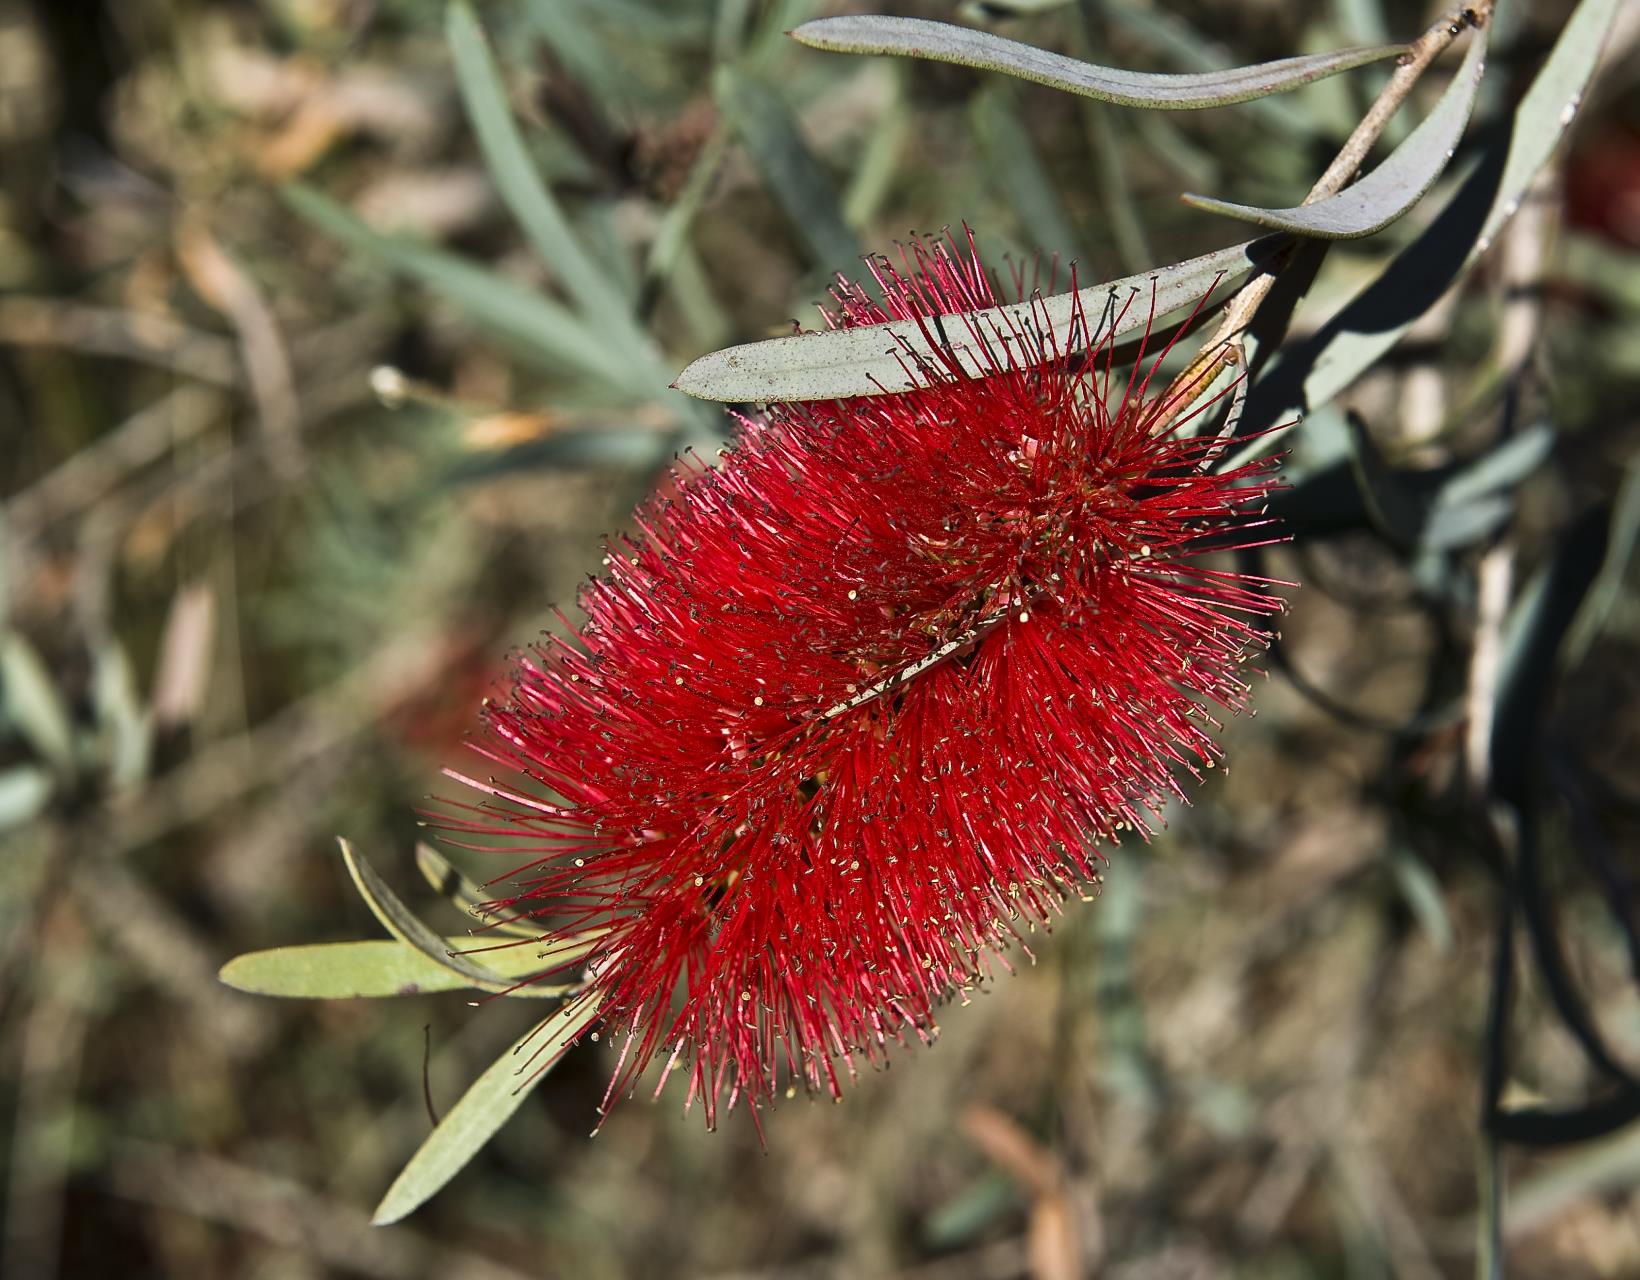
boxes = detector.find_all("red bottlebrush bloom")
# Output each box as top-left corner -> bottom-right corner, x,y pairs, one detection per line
442,233 -> 1284,1130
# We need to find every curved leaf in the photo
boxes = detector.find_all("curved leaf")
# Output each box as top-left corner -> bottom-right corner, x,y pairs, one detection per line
281,186 -> 629,388
791,15 -> 1404,110
712,65 -> 860,269
218,935 -> 597,1000
340,838 -> 547,995
0,765 -> 52,830
1182,27 -> 1489,238
674,239 -> 1273,402
1,631 -> 74,772
372,999 -> 602,1225
414,841 -> 544,940
1243,0 -> 1620,432
446,4 -> 639,344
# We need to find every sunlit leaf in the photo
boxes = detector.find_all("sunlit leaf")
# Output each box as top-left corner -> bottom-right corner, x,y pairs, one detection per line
218,935 -> 596,1000
791,15 -> 1404,110
0,631 -> 74,773
1244,0 -> 1620,430
674,239 -> 1273,402
415,841 -> 548,940
371,998 -> 602,1224
339,838 -> 548,995
1388,846 -> 1454,954
0,766 -> 52,830
1182,27 -> 1489,238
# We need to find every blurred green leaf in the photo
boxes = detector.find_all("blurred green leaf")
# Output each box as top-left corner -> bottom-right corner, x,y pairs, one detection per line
1183,28 -> 1488,238
1,630 -> 74,773
793,15 -> 1403,110
219,935 -> 595,1000
0,765 -> 52,830
712,65 -> 861,270
372,998 -> 602,1225
841,69 -> 907,230
1564,459 -> 1640,668
340,838 -> 554,995
969,86 -> 1086,262
674,239 -> 1271,401
923,1170 -> 1020,1248
1388,846 -> 1454,953
643,124 -> 730,292
282,185 -> 632,389
1560,232 -> 1640,312
1100,0 -> 1323,137
447,1 -> 659,376
1437,423 -> 1554,508
91,637 -> 151,793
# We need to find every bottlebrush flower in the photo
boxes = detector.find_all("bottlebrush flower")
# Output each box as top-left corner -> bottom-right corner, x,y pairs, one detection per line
441,233 -> 1284,1130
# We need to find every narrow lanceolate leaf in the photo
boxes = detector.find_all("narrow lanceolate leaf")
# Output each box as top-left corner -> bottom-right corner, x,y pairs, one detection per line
1182,26 -> 1489,238
218,934 -> 598,999
282,185 -> 630,389
791,15 -> 1404,110
673,239 -> 1270,402
0,631 -> 75,772
712,65 -> 861,270
339,838 -> 547,994
414,841 -> 544,939
372,999 -> 601,1225
445,2 -> 656,369
1243,0 -> 1620,432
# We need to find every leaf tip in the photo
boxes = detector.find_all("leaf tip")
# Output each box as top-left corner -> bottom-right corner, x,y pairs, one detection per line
217,956 -> 251,991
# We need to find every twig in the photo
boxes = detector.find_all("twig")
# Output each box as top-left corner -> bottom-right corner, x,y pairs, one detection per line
109,1143 -> 540,1280
176,218 -> 306,478
0,298 -> 237,384
1163,1 -> 1496,417
1466,544 -> 1514,796
3,385 -> 230,538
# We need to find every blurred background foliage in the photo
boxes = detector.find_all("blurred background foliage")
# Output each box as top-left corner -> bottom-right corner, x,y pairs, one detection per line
3,0 -> 1640,1276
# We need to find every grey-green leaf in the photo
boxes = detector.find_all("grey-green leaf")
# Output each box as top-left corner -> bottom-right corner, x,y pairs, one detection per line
218,935 -> 597,1000
1181,27 -> 1489,238
340,838 -> 552,995
446,2 -> 655,367
414,841 -> 545,940
1,631 -> 75,773
0,766 -> 52,830
372,999 -> 602,1225
712,65 -> 861,270
282,185 -> 630,389
1245,0 -> 1619,430
791,15 -> 1404,110
673,239 -> 1270,402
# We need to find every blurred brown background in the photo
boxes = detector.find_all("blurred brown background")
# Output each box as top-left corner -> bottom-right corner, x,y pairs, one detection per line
4,0 -> 1640,1276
